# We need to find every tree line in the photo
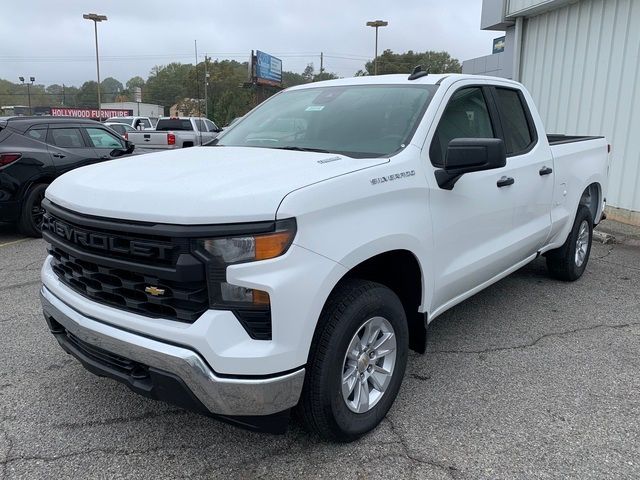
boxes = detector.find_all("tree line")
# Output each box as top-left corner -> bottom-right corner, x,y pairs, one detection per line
0,50 -> 460,126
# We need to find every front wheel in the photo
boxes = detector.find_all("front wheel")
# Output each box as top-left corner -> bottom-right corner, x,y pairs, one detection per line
545,205 -> 593,281
298,279 -> 408,442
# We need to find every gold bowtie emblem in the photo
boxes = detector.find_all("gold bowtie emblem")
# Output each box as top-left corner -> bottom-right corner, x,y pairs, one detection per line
145,286 -> 165,296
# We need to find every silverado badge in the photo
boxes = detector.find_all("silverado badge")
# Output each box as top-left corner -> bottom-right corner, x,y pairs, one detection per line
145,286 -> 165,296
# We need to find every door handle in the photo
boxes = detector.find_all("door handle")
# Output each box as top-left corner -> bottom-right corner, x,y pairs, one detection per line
52,153 -> 66,158
539,166 -> 553,176
497,176 -> 515,188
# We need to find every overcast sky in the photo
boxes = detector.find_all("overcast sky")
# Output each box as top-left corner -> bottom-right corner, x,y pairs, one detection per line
0,0 -> 501,87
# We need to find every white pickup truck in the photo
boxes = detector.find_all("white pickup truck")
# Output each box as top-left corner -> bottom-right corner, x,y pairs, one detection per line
39,73 -> 608,441
126,116 -> 221,149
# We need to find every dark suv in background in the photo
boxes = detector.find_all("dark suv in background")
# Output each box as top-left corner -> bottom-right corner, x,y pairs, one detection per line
0,117 -> 136,236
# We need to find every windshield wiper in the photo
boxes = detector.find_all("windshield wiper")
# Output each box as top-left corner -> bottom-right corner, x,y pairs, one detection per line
268,146 -> 333,154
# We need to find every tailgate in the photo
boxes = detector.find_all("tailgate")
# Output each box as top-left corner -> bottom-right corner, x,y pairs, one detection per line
128,131 -> 170,147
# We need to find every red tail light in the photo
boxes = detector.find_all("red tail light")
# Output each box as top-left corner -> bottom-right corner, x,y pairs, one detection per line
124,133 -> 128,141
0,153 -> 22,167
167,133 -> 176,145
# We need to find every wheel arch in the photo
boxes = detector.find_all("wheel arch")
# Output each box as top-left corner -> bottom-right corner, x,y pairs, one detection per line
579,182 -> 602,224
323,249 -> 428,354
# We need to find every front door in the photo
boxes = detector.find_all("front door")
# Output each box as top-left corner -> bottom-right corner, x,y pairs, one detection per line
426,84 -> 530,313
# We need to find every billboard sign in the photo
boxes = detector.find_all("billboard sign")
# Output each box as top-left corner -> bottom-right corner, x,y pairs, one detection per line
493,36 -> 506,54
50,108 -> 133,119
255,50 -> 282,86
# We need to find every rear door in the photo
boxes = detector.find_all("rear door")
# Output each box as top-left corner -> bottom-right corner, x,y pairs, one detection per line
46,125 -> 100,174
489,86 -> 553,258
195,119 -> 215,144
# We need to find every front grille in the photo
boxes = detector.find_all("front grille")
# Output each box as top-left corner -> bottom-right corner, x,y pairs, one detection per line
49,246 -> 208,322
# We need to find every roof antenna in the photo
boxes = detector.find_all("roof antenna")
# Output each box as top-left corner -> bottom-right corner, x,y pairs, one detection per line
408,65 -> 429,80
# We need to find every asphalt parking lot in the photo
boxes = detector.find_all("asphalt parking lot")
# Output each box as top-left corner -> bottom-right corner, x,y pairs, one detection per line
0,224 -> 638,479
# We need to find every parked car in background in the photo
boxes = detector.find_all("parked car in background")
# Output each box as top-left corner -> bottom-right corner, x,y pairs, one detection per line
126,116 -> 221,149
104,122 -> 137,140
38,74 -> 608,440
105,116 -> 154,130
0,116 -> 136,236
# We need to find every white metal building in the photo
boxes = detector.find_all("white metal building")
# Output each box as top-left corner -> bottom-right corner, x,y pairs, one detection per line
100,102 -> 164,123
463,0 -> 640,225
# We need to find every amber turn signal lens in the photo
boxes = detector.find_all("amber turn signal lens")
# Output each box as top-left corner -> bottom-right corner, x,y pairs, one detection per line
252,289 -> 271,305
255,231 -> 295,261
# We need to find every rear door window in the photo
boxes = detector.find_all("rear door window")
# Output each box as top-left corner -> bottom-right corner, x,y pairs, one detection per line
494,88 -> 535,155
194,119 -> 206,132
204,119 -> 218,132
48,128 -> 86,148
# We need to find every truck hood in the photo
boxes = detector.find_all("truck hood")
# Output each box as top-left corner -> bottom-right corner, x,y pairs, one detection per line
46,146 -> 388,224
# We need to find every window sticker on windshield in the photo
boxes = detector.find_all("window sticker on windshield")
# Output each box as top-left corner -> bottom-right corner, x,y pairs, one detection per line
305,105 -> 325,112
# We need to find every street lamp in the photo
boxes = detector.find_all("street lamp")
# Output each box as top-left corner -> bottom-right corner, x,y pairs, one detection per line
366,20 -> 388,75
19,76 -> 35,115
83,13 -> 108,120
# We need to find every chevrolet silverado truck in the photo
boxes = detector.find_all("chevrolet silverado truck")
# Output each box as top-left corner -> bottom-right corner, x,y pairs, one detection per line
39,73 -> 608,441
126,116 -> 221,150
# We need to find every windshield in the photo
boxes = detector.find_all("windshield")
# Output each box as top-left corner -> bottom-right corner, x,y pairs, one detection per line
216,84 -> 438,158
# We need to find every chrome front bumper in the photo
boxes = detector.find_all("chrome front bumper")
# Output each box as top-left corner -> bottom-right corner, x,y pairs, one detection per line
40,286 -> 305,417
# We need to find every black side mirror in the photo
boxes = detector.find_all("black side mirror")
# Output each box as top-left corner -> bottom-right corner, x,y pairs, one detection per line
124,140 -> 135,154
435,138 -> 506,190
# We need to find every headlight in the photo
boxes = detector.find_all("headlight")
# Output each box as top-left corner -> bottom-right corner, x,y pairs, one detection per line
192,218 -> 296,340
195,219 -> 296,264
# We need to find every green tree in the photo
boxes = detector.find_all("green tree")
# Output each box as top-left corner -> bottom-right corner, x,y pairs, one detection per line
359,50 -> 462,76
76,81 -> 99,107
100,77 -> 124,103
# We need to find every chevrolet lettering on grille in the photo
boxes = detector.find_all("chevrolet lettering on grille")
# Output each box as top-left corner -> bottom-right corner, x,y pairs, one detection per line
42,215 -> 173,261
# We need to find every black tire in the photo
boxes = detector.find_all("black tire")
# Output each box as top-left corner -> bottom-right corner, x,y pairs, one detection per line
18,183 -> 48,238
545,205 -> 593,281
298,279 -> 409,442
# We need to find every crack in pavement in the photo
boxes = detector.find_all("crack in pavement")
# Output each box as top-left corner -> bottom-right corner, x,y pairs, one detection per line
592,245 -> 615,260
0,280 -> 41,293
385,417 -> 462,478
50,409 -> 188,430
0,444 -> 201,467
428,321 -> 640,355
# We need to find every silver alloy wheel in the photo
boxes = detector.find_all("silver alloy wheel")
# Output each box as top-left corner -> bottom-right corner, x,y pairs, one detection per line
575,220 -> 590,267
341,316 -> 397,414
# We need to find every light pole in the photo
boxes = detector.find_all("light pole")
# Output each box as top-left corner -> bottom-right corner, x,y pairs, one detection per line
366,20 -> 388,75
19,76 -> 35,115
83,13 -> 107,120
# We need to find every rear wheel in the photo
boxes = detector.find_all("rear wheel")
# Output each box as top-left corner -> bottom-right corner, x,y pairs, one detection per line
298,279 -> 408,441
546,205 -> 593,281
18,183 -> 48,237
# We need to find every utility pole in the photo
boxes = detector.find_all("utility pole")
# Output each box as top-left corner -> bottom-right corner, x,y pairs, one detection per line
204,55 -> 208,118
320,52 -> 324,74
194,40 -> 200,117
366,20 -> 388,75
62,83 -> 66,106
83,13 -> 107,120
